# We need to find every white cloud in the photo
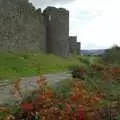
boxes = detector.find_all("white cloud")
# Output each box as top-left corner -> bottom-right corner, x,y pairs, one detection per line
29,0 -> 74,9
30,0 -> 120,49
78,0 -> 120,49
62,0 -> 120,49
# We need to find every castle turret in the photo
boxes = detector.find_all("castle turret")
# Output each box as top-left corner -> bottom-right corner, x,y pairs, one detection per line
69,36 -> 80,54
43,6 -> 69,57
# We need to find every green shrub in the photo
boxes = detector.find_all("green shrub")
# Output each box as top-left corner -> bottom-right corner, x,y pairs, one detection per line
102,45 -> 120,65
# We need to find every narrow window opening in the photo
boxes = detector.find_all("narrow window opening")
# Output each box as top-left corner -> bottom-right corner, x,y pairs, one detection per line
49,15 -> 51,21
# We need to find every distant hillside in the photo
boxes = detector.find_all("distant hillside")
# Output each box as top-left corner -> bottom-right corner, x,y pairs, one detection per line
81,49 -> 106,55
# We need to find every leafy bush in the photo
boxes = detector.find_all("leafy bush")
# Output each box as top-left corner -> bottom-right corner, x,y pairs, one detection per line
1,66 -> 120,119
0,76 -> 109,120
71,62 -> 120,81
102,45 -> 120,65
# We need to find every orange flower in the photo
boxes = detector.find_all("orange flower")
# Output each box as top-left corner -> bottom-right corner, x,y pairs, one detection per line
20,102 -> 33,112
71,95 -> 78,102
45,88 -> 53,98
65,104 -> 71,120
77,105 -> 85,120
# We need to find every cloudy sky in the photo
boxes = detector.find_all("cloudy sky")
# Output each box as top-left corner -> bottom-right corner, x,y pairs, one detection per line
29,0 -> 120,49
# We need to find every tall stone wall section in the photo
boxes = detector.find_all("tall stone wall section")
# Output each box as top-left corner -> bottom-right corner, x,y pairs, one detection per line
0,0 -> 46,52
76,42 -> 81,54
69,36 -> 80,54
43,7 -> 69,57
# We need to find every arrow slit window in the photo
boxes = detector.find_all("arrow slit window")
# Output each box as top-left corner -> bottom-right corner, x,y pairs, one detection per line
49,15 -> 52,21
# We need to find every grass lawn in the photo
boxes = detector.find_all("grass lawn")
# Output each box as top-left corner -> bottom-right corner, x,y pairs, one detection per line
0,52 -> 83,80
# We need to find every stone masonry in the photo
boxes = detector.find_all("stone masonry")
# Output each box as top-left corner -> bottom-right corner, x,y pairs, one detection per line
0,0 -> 81,56
69,36 -> 81,54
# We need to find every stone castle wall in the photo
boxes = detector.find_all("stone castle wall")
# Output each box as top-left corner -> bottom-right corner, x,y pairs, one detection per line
0,0 -> 46,52
43,7 -> 69,56
0,0 -> 80,56
69,36 -> 80,54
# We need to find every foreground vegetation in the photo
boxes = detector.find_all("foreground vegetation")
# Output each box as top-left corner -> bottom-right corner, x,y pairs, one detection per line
1,46 -> 120,119
102,45 -> 120,65
1,63 -> 120,119
0,52 -> 81,80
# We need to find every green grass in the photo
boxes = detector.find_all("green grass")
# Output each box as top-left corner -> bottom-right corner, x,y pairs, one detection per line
0,52 -> 82,80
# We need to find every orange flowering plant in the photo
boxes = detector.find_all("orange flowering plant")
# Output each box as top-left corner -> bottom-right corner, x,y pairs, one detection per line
1,64 -> 120,119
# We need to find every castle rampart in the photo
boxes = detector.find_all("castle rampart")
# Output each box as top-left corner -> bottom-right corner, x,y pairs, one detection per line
0,0 -> 80,56
69,36 -> 81,54
43,7 -> 69,56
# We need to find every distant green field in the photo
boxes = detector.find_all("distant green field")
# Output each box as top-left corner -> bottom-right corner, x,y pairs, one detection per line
0,52 -> 83,80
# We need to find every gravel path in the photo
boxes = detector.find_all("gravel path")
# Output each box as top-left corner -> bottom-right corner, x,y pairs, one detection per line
0,72 -> 72,105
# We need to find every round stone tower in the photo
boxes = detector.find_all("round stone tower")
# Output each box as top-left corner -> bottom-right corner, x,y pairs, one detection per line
43,6 -> 69,57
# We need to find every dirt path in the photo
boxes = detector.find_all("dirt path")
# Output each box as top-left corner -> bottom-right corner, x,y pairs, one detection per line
0,72 -> 72,105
